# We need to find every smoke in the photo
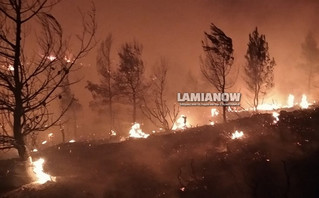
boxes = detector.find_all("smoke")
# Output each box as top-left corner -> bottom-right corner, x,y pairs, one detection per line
48,0 -> 319,135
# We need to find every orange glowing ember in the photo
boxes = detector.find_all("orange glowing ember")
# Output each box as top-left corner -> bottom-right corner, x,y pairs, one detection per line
46,55 -> 56,61
129,123 -> 149,138
32,158 -> 55,184
111,130 -> 117,136
231,130 -> 244,139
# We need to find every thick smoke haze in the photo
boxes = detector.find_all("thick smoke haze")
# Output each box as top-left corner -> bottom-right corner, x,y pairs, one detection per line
48,0 -> 318,136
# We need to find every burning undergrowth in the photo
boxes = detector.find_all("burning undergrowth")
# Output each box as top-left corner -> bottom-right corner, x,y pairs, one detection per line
1,108 -> 319,197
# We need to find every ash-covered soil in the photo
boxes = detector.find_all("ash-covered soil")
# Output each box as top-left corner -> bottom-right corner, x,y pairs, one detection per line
1,108 -> 319,198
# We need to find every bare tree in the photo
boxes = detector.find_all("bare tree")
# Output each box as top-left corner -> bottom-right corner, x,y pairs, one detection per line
200,23 -> 234,122
0,0 -> 96,161
115,41 -> 147,123
141,59 -> 179,131
244,27 -> 275,111
86,35 -> 117,133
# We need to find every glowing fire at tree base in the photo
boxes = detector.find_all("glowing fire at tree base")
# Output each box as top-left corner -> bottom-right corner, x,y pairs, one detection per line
129,123 -> 150,138
31,158 -> 55,184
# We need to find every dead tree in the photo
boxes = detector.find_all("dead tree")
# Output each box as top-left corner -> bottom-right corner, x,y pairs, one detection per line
115,41 -> 147,123
0,0 -> 96,160
244,27 -> 275,111
86,35 -> 117,133
141,59 -> 179,131
201,23 -> 235,122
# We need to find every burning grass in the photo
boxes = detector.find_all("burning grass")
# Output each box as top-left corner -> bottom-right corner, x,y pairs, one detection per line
1,108 -> 319,197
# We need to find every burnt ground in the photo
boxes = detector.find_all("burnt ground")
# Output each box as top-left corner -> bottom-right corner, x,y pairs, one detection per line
1,108 -> 319,198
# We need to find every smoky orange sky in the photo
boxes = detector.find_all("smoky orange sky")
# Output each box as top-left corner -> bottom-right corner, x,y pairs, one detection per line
50,0 -> 319,130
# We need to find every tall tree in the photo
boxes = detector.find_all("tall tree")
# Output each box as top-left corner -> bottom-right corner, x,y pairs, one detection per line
301,32 -> 319,95
115,41 -> 146,123
141,59 -> 179,131
201,23 -> 234,122
0,0 -> 96,161
86,35 -> 116,133
244,27 -> 275,111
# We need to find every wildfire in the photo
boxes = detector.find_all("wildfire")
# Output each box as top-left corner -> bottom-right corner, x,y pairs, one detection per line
257,103 -> 280,111
272,112 -> 280,124
231,130 -> 244,139
111,130 -> 117,136
210,108 -> 219,125
211,108 -> 219,117
300,94 -> 309,109
287,94 -> 294,108
129,123 -> 149,138
32,158 -> 55,184
46,55 -> 56,61
8,65 -> 14,71
172,115 -> 187,130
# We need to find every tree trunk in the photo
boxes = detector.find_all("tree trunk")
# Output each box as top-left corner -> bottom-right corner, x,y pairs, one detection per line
133,93 -> 136,123
222,105 -> 227,123
73,109 -> 77,139
222,87 -> 227,123
109,95 -> 113,133
13,5 -> 30,161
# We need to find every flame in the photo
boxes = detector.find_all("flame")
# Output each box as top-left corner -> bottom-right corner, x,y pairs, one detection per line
272,112 -> 280,124
111,130 -> 117,136
209,108 -> 219,126
8,65 -> 14,71
231,130 -> 244,139
257,103 -> 280,111
172,115 -> 187,130
211,108 -> 219,117
287,94 -> 294,108
32,158 -> 54,184
47,55 -> 56,61
129,123 -> 149,138
300,94 -> 309,109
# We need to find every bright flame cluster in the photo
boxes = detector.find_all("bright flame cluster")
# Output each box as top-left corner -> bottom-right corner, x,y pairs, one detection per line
272,112 -> 280,124
172,115 -> 187,130
287,94 -> 295,108
129,123 -> 149,138
257,94 -> 310,111
32,158 -> 54,184
210,108 -> 219,125
300,94 -> 309,109
231,130 -> 244,139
